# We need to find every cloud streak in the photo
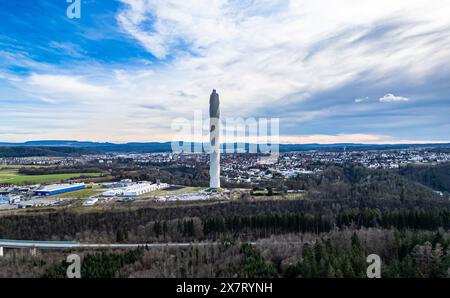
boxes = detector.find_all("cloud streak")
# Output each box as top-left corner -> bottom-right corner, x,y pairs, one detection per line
355,97 -> 369,103
379,93 -> 409,102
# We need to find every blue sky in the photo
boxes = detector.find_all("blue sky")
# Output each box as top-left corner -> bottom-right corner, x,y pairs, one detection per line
0,0 -> 449,143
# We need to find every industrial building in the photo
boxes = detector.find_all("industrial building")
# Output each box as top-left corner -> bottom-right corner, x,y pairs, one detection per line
34,183 -> 85,196
102,189 -> 124,197
0,196 -> 9,205
18,198 -> 61,208
102,179 -> 133,189
123,183 -> 165,197
83,197 -> 98,206
102,182 -> 169,197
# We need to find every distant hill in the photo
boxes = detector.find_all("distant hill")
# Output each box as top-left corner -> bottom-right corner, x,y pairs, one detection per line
0,140 -> 450,156
0,141 -> 173,153
0,146 -> 98,158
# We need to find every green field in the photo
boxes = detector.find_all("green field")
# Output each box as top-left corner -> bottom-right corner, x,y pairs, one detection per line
148,186 -> 206,196
0,168 -> 102,185
48,188 -> 104,199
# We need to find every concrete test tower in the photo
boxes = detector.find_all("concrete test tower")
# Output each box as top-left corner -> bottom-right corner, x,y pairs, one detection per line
209,89 -> 220,189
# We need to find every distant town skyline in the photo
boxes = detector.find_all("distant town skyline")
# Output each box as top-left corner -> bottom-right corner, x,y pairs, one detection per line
1,0 -> 450,144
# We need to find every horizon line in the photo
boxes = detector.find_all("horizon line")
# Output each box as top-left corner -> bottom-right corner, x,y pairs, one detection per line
1,139 -> 450,146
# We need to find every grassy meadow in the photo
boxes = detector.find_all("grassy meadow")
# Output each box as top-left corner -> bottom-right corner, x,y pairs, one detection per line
0,166 -> 102,185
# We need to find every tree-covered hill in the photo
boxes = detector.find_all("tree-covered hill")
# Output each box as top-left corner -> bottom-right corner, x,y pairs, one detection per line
398,163 -> 450,193
0,146 -> 97,157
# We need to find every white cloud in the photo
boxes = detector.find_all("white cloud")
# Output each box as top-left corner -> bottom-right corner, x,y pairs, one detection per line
48,41 -> 86,58
379,93 -> 409,102
355,97 -> 369,103
278,134 -> 445,144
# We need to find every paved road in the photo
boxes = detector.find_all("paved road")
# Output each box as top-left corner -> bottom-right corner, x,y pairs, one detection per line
0,239 -> 217,250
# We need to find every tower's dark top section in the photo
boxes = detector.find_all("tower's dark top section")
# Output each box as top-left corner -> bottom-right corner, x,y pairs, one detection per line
209,89 -> 220,118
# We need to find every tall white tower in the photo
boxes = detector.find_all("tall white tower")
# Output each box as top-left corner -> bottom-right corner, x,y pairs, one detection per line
209,89 -> 220,189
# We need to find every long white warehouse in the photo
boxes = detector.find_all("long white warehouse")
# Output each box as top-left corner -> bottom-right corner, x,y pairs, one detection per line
102,182 -> 169,197
123,183 -> 169,197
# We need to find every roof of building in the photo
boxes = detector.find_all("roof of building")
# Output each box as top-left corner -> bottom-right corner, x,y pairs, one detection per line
36,183 -> 85,192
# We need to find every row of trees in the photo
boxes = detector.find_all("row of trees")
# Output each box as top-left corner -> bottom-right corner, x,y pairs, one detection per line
1,201 -> 449,243
1,228 -> 447,278
202,208 -> 450,240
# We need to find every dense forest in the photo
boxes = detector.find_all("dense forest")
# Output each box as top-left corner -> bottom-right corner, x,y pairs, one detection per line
398,163 -> 450,192
0,228 -> 448,278
17,165 -> 107,175
0,201 -> 448,243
